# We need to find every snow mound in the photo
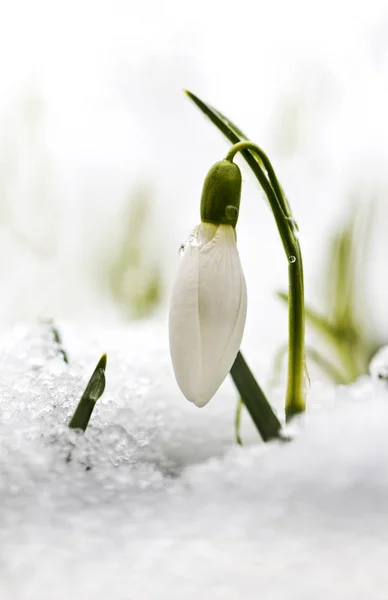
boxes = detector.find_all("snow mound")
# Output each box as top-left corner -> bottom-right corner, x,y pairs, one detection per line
0,322 -> 387,600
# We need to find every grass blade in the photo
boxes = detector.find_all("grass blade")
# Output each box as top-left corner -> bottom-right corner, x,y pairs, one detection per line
68,354 -> 107,431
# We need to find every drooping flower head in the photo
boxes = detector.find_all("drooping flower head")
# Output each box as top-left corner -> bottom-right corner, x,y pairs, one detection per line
169,160 -> 247,407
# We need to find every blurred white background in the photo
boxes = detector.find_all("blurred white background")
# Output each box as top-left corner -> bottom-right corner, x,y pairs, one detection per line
1,0 -> 388,357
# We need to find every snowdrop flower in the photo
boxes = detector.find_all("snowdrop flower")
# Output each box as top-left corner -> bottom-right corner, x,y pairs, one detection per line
169,160 -> 247,407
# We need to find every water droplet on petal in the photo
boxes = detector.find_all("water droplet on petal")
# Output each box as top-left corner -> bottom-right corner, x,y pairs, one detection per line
189,225 -> 203,247
179,225 -> 203,254
225,205 -> 238,220
289,255 -> 296,263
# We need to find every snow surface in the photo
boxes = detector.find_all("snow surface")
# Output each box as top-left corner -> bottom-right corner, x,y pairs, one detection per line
0,320 -> 388,599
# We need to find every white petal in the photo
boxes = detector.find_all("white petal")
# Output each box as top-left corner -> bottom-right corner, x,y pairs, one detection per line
196,225 -> 247,405
169,240 -> 201,401
169,223 -> 247,407
168,224 -> 217,400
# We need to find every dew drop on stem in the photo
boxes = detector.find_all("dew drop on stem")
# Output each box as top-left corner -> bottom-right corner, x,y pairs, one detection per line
225,205 -> 238,220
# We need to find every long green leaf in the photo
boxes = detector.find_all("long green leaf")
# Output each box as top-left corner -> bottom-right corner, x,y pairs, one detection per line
230,351 -> 282,442
184,91 -> 276,205
185,90 -> 297,225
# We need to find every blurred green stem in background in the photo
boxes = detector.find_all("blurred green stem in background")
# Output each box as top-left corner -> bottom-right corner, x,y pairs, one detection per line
107,185 -> 162,320
276,198 -> 378,384
271,342 -> 348,386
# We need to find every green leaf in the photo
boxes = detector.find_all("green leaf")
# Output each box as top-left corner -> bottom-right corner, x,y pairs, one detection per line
184,90 -> 275,204
68,354 -> 107,432
230,351 -> 282,442
234,397 -> 244,446
185,90 -> 296,224
185,89 -> 248,142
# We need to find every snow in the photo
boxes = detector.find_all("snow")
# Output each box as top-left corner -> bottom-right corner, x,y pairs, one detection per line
0,320 -> 387,599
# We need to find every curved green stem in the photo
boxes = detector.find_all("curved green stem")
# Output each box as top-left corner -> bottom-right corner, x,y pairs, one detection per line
226,142 -> 295,258
227,141 -> 306,420
226,141 -> 293,221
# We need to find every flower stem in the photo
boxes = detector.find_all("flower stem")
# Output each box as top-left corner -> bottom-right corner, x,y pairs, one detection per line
226,141 -> 306,420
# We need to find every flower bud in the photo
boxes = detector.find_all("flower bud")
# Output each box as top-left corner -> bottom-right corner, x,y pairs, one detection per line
169,223 -> 247,407
200,160 -> 242,228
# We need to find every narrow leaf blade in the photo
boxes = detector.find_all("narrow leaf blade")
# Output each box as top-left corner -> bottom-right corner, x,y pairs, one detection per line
230,351 -> 282,442
185,90 -> 270,188
68,354 -> 107,432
